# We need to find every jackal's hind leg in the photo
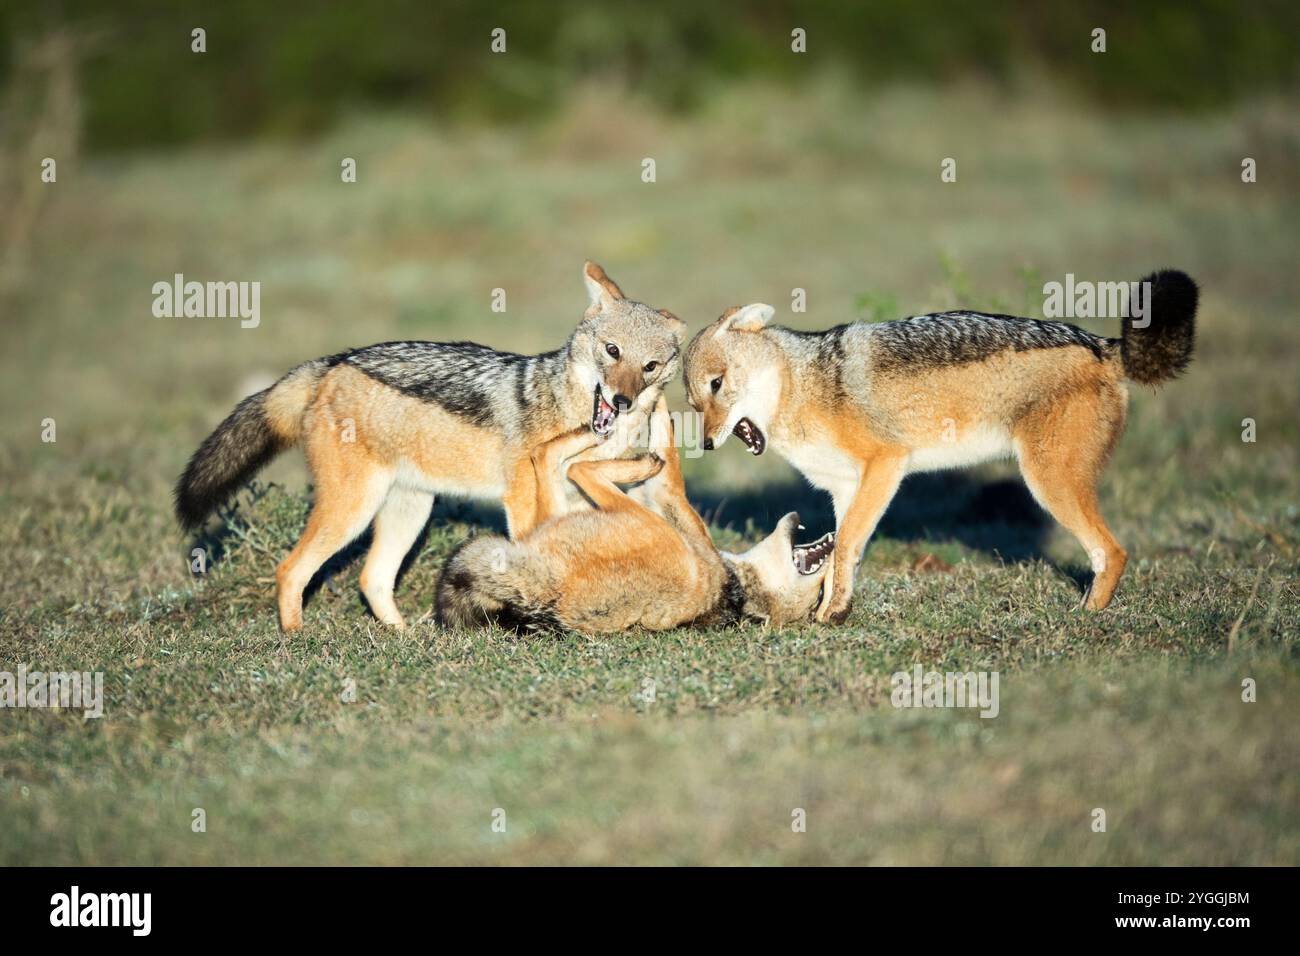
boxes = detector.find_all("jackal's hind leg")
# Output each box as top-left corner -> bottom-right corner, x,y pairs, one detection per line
359,487 -> 434,628
1017,448 -> 1126,611
1014,385 -> 1128,610
276,464 -> 393,631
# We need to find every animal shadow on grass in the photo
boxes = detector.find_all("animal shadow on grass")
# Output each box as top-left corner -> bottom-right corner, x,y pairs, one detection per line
192,492 -> 510,615
689,471 -> 1088,588
301,498 -> 511,613
191,475 -> 1085,615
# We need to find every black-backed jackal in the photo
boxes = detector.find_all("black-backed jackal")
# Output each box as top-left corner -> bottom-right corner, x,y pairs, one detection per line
684,270 -> 1198,622
175,262 -> 685,631
436,397 -> 834,633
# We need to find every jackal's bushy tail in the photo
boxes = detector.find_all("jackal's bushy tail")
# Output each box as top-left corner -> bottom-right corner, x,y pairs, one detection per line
1120,269 -> 1198,385
436,536 -> 558,631
174,360 -> 328,530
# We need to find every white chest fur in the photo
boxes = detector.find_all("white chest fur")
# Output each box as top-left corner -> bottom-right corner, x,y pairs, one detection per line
779,440 -> 862,519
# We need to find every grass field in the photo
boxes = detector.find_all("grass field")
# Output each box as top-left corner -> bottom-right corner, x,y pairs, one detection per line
2,80 -> 1298,864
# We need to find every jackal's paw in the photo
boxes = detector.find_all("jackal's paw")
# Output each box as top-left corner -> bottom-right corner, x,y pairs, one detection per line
815,596 -> 852,625
635,453 -> 665,478
1082,585 -> 1115,612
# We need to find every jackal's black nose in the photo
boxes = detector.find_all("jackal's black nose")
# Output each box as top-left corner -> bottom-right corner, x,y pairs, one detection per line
703,438 -> 714,451
613,394 -> 631,412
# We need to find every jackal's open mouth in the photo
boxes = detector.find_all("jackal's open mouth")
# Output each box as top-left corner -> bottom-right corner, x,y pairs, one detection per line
792,532 -> 834,575
592,386 -> 617,436
733,417 -> 766,455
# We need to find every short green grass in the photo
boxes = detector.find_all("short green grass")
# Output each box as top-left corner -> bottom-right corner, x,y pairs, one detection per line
1,80 -> 1297,864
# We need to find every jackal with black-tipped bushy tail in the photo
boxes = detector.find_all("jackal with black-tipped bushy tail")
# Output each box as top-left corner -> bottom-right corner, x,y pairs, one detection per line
684,268 -> 1197,621
175,261 -> 686,631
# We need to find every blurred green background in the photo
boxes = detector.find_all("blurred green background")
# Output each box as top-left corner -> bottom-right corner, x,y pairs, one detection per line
1,2 -> 1296,865
4,0 -> 1299,152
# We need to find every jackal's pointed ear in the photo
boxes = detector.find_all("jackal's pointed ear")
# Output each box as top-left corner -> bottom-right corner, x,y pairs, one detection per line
715,302 -> 774,337
583,261 -> 625,308
656,308 -> 687,341
757,512 -> 801,552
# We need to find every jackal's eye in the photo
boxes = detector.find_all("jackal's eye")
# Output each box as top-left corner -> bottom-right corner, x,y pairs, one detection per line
710,376 -> 723,394
644,360 -> 658,373
605,343 -> 620,359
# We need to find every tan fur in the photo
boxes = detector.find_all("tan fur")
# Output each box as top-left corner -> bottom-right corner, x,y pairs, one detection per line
686,309 -> 1139,620
262,263 -> 685,632
436,397 -> 830,634
263,364 -> 323,443
275,364 -> 570,631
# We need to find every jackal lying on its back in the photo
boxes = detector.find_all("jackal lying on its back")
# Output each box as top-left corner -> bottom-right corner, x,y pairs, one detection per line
436,397 -> 834,633
175,262 -> 686,631
684,270 -> 1198,622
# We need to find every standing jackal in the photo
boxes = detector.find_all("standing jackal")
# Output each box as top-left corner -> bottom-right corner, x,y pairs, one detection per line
436,397 -> 834,633
175,262 -> 686,631
684,269 -> 1198,622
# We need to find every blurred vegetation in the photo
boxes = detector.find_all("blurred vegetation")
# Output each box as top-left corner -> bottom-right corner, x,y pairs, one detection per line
2,0 -> 1297,152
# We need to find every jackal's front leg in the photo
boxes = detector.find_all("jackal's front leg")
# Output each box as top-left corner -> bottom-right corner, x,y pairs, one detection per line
816,456 -> 907,624
632,395 -> 685,498
514,427 -> 604,534
567,455 -> 666,513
